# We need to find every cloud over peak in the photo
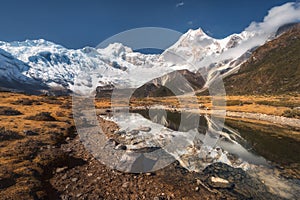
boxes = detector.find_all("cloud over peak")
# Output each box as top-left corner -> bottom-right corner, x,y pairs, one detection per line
246,2 -> 300,34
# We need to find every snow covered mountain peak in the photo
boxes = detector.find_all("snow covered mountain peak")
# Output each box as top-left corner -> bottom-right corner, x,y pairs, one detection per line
0,22 -> 291,94
185,28 -> 210,39
98,42 -> 133,57
0,39 -> 69,64
0,39 -> 64,49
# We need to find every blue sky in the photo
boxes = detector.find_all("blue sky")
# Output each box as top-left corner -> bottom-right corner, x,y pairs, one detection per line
0,0 -> 295,49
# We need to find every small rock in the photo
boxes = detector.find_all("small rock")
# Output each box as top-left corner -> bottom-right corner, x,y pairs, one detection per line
56,167 -> 67,173
122,182 -> 129,188
87,173 -> 93,177
128,130 -> 139,135
211,177 -> 229,184
61,174 -> 67,180
71,178 -> 78,182
275,165 -> 285,170
61,195 -> 70,200
115,144 -> 127,150
207,176 -> 233,189
107,138 -> 118,146
145,172 -> 152,176
23,130 -> 38,136
76,193 -> 82,198
115,130 -> 126,135
64,148 -> 72,153
195,187 -> 200,191
138,127 -> 151,132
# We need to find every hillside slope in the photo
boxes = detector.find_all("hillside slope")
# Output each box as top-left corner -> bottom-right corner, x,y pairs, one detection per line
224,23 -> 300,95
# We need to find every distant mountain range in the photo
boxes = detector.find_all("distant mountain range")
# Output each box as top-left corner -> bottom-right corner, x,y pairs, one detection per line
0,23 -> 299,96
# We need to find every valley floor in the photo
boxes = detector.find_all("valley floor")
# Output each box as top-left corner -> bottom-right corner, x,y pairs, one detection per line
96,94 -> 300,139
0,92 -> 299,199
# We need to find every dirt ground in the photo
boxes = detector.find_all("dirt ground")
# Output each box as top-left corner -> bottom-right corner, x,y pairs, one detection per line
0,92 -> 225,199
0,92 -> 298,199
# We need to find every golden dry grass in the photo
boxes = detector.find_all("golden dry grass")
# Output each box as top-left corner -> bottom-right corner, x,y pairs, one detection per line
93,94 -> 300,122
224,95 -> 300,116
105,95 -> 300,117
0,92 -> 74,199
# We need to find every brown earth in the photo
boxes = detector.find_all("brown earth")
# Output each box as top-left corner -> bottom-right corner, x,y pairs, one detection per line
0,92 -> 227,199
0,92 -> 298,199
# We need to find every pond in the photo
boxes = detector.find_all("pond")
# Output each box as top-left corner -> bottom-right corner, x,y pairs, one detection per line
133,109 -> 271,166
133,109 -> 300,167
99,108 -> 300,198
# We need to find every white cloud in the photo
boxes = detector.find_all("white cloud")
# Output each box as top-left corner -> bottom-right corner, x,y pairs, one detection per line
196,2 -> 300,70
222,2 -> 300,60
246,2 -> 300,34
176,2 -> 184,8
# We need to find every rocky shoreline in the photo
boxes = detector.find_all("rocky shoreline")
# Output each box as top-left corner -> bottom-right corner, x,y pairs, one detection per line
226,111 -> 300,128
47,115 -> 285,200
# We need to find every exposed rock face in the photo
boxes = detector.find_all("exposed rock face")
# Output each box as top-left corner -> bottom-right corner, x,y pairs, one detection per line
275,22 -> 299,36
94,69 -> 205,98
132,69 -> 205,98
226,35 -> 243,49
202,163 -> 280,199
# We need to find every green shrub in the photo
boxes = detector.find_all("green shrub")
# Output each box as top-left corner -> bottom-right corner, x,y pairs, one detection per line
25,112 -> 56,121
11,98 -> 41,106
0,106 -> 22,116
256,100 -> 299,108
0,127 -> 23,141
226,100 -> 253,106
282,109 -> 300,119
